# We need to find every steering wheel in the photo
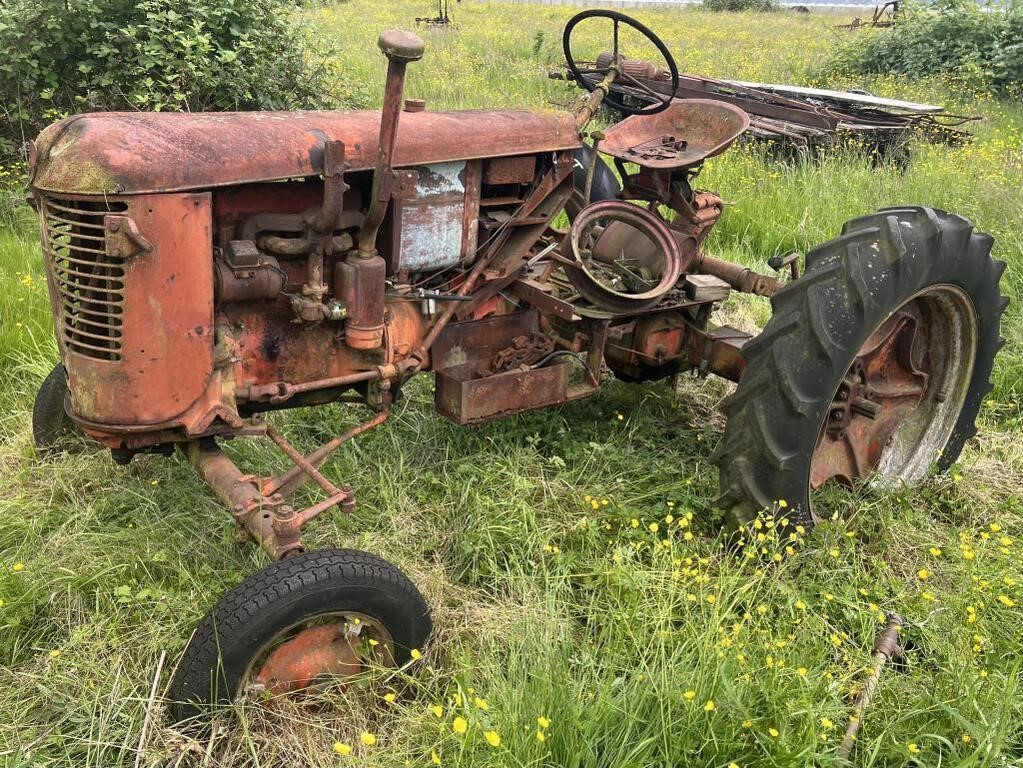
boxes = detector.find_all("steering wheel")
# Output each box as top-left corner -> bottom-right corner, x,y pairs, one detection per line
562,9 -> 680,117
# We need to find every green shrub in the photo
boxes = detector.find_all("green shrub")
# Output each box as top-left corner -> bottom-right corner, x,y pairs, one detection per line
702,0 -> 779,13
824,6 -> 1023,96
0,0 -> 343,161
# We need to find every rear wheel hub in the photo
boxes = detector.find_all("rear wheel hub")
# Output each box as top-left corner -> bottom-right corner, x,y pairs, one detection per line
811,285 -> 977,494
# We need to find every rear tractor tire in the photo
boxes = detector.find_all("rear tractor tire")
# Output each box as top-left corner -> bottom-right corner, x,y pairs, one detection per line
714,207 -> 1006,533
169,548 -> 432,725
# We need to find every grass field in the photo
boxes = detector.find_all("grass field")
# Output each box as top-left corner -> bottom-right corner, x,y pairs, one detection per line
1,1 -> 1021,766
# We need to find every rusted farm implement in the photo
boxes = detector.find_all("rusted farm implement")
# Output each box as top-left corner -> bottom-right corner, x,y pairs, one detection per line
26,10 -> 1006,723
553,48 -> 978,160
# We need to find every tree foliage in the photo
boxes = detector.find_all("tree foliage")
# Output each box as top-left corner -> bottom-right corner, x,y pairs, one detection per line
702,0 -> 780,12
0,0 -> 339,159
825,6 -> 1023,96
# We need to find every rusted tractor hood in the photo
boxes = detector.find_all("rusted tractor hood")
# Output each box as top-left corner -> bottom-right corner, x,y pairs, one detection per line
30,109 -> 582,195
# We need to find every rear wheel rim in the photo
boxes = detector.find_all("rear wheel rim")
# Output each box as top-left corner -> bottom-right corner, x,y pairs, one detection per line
809,284 -> 978,510
240,611 -> 396,700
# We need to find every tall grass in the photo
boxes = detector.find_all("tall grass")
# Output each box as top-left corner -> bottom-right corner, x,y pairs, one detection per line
0,2 -> 1020,766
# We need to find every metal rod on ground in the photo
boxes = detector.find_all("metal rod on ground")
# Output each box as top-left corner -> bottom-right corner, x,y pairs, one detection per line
838,613 -> 905,762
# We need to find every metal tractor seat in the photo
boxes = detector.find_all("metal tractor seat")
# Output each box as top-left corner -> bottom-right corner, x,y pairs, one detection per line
598,99 -> 749,170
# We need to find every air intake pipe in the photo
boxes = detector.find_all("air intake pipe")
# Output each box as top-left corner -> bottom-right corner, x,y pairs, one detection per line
343,29 -> 425,350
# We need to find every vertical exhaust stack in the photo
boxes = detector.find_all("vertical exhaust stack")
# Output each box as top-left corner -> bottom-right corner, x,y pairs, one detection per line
344,29 -> 425,350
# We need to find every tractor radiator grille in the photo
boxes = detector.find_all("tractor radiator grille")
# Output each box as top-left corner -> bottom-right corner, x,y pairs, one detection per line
42,198 -> 129,361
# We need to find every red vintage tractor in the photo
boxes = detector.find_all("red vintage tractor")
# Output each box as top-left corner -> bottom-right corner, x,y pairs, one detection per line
26,11 -> 1005,723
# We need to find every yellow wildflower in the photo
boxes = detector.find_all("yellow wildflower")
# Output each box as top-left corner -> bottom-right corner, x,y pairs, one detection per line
483,730 -> 501,747
333,742 -> 352,756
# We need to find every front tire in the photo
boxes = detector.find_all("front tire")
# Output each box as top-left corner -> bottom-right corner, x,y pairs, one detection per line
169,549 -> 432,724
32,363 -> 79,452
714,207 -> 1006,532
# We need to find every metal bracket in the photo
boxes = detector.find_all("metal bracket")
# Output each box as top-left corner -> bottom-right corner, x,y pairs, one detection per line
105,215 -> 153,259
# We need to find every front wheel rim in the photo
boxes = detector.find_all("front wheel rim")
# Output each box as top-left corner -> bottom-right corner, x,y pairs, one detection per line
239,611 -> 397,700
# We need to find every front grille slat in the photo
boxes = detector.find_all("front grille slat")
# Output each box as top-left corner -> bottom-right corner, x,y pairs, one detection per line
53,251 -> 121,269
42,197 -> 129,361
59,302 -> 123,323
57,292 -> 124,308
46,199 -> 120,217
65,325 -> 125,344
45,213 -> 108,231
53,263 -> 125,283
51,242 -> 110,257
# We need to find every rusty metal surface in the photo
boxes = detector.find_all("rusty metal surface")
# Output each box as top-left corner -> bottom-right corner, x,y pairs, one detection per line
508,279 -> 581,322
432,310 -> 541,373
485,332 -> 556,375
599,100 -> 749,169
395,162 -> 469,272
42,192 -> 216,428
431,310 -> 573,424
565,200 -> 686,312
838,613 -> 906,762
253,624 -> 361,695
222,293 -> 417,410
692,251 -> 781,297
604,313 -> 688,380
482,155 -> 537,185
702,326 -> 749,382
436,361 -> 571,426
268,410 -> 390,499
186,440 -> 303,559
567,62 -> 975,152
31,109 -> 581,195
810,311 -> 928,489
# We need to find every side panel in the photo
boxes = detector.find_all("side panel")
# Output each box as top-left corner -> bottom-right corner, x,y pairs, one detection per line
397,161 -> 467,272
42,192 -> 215,426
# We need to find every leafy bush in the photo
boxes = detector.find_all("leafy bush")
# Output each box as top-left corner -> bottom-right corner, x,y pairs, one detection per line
824,7 -> 1023,96
0,0 -> 343,161
702,0 -> 779,13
